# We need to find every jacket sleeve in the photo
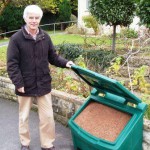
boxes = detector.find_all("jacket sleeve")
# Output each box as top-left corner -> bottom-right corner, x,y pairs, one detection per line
48,36 -> 68,68
7,38 -> 24,89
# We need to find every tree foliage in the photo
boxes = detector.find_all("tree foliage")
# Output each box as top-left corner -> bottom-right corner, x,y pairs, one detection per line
70,0 -> 78,15
89,0 -> 136,52
58,0 -> 71,22
0,4 -> 24,32
0,0 -> 63,14
136,0 -> 150,28
90,0 -> 136,26
12,0 -> 76,14
0,0 -> 77,16
57,0 -> 71,30
82,15 -> 99,35
0,0 -> 11,15
11,0 -> 61,14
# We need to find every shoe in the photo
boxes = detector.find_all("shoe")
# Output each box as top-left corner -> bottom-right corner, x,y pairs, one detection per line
41,146 -> 55,150
21,145 -> 30,150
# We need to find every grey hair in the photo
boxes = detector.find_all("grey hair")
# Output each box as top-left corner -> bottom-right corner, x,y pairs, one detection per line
23,5 -> 43,19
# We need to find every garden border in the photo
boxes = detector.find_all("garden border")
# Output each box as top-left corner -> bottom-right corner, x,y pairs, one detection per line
0,76 -> 149,150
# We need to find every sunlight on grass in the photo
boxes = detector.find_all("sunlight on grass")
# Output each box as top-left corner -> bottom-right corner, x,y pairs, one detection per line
0,46 -> 7,62
51,34 -> 84,45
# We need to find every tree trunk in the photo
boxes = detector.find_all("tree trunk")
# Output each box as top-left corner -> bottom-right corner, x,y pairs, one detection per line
112,25 -> 116,52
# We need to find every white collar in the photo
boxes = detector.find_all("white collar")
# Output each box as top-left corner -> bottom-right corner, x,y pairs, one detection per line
25,25 -> 39,40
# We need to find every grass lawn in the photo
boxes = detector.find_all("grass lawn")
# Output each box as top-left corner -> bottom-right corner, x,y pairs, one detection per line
0,33 -> 102,45
51,34 -> 85,45
0,46 -> 7,62
0,33 -> 113,63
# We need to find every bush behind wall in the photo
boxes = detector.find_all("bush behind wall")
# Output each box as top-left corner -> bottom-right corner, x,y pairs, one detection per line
56,43 -> 116,72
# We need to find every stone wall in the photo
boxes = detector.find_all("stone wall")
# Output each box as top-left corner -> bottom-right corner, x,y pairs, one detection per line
0,76 -> 150,149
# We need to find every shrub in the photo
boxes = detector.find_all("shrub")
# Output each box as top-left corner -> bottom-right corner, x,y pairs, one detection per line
56,43 -> 83,61
136,0 -> 150,28
70,14 -> 77,22
56,43 -> 116,72
51,67 -> 90,98
82,15 -> 100,35
142,94 -> 150,120
129,65 -> 150,93
0,4 -> 24,34
118,28 -> 138,38
65,24 -> 86,34
83,49 -> 117,72
58,0 -> 71,30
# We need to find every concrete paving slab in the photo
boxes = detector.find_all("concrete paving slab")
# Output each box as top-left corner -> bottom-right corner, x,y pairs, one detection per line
0,98 -> 74,150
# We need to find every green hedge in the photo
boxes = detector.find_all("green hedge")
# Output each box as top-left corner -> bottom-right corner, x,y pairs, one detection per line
0,4 -> 24,35
56,43 -> 116,72
83,49 -> 116,72
56,43 -> 83,61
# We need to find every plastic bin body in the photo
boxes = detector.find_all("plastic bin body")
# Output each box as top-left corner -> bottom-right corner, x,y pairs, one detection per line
68,65 -> 147,150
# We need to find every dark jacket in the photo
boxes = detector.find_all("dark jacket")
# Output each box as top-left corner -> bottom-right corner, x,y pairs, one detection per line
7,26 -> 68,96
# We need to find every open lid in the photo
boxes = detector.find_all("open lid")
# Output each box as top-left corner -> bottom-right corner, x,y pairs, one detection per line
71,65 -> 141,105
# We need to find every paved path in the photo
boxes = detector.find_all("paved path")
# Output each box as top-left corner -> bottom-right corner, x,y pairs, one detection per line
0,98 -> 74,150
0,42 -> 8,47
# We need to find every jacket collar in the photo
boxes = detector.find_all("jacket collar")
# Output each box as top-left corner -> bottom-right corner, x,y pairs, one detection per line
22,26 -> 45,42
